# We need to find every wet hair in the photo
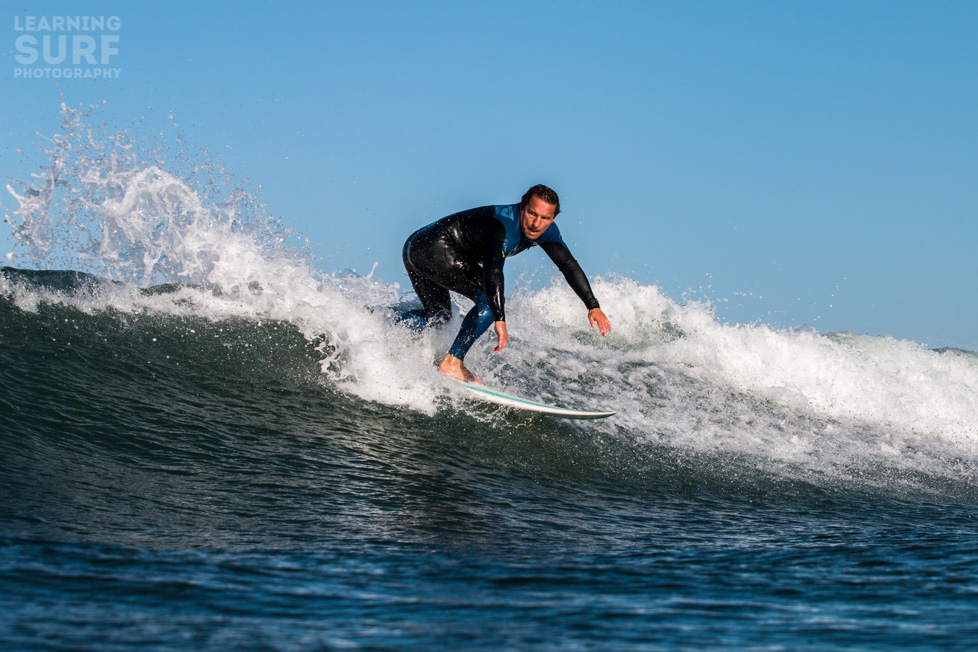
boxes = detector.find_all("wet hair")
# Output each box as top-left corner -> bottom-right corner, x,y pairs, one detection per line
521,184 -> 560,217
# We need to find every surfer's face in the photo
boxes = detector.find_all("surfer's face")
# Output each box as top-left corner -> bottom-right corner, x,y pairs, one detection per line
520,196 -> 557,240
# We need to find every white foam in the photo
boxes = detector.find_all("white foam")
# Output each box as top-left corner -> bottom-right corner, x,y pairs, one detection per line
490,276 -> 978,479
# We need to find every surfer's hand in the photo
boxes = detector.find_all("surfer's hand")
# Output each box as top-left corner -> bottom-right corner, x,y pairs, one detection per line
589,308 -> 611,337
493,321 -> 508,352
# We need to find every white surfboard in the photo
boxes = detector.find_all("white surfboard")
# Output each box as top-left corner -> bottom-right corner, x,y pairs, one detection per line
454,380 -> 615,420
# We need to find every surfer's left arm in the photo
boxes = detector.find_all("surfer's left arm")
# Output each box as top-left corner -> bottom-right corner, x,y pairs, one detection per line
588,308 -> 611,337
540,240 -> 611,337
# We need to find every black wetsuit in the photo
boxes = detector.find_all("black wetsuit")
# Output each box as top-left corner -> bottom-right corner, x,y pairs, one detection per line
402,203 -> 600,360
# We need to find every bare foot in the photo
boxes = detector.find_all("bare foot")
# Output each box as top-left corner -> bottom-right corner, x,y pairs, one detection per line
438,354 -> 481,384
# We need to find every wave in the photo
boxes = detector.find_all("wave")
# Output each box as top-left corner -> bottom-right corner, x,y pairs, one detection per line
3,103 -> 978,495
4,265 -> 977,492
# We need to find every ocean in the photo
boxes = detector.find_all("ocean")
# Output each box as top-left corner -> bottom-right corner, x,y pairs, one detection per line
2,106 -> 978,650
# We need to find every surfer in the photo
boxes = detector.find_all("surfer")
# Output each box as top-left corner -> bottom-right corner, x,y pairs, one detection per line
402,184 -> 611,383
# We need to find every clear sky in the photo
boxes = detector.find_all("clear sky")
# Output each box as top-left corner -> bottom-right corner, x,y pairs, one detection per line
2,0 -> 976,350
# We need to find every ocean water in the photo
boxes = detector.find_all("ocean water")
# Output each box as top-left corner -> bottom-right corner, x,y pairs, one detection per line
2,106 -> 978,650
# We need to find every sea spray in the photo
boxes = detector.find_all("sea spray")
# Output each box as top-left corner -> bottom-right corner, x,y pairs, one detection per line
4,101 -> 304,288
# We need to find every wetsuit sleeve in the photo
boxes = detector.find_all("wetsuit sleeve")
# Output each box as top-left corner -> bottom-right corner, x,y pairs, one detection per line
482,220 -> 509,321
540,241 -> 601,311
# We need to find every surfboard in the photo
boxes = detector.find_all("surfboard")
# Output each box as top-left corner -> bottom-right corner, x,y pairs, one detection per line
453,379 -> 615,420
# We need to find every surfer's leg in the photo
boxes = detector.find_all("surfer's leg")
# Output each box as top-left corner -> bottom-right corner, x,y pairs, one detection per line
439,294 -> 492,383
402,239 -> 452,325
403,229 -> 485,382
447,292 -> 494,361
404,268 -> 452,325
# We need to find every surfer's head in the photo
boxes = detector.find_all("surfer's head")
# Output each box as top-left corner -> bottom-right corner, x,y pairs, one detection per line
519,184 -> 559,240
520,184 -> 560,217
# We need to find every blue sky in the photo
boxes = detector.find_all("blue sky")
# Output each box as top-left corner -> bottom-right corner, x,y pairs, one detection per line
2,0 -> 976,350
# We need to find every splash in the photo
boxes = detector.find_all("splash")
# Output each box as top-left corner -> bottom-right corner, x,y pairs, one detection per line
3,101 -> 305,289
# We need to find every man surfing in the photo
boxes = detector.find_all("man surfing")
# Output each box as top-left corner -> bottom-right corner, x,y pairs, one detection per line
402,184 -> 611,383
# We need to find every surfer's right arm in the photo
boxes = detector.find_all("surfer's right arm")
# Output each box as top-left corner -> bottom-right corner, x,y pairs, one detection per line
481,220 -> 509,324
493,320 -> 508,352
479,222 -> 511,352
